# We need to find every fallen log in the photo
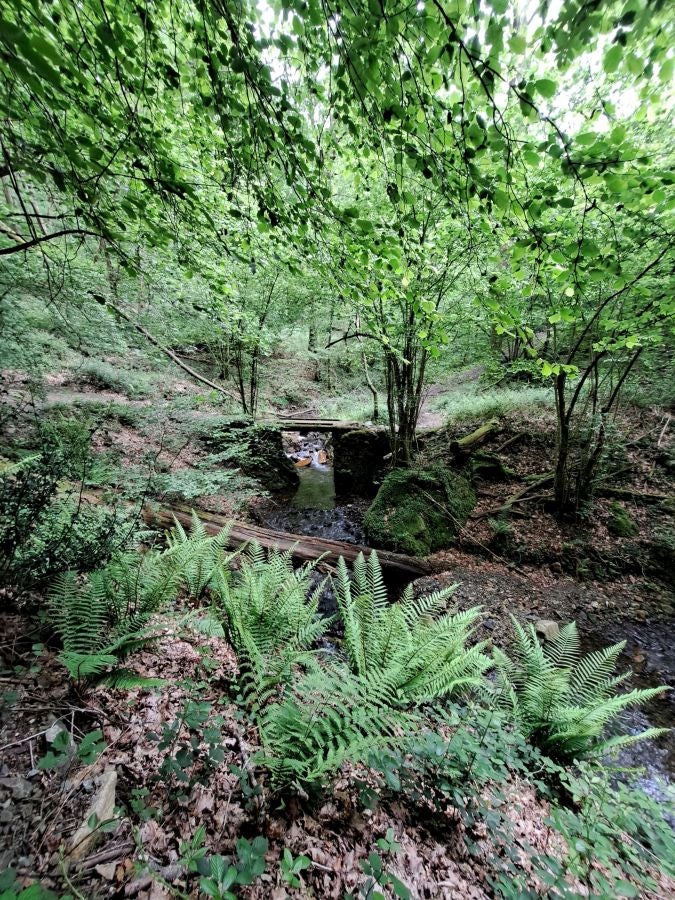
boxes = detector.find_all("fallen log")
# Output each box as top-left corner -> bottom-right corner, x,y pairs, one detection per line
92,294 -> 238,401
472,474 -> 554,519
450,418 -> 500,458
143,503 -> 432,576
596,486 -> 672,504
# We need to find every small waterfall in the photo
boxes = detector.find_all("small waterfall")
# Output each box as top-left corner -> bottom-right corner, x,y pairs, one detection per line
310,449 -> 327,470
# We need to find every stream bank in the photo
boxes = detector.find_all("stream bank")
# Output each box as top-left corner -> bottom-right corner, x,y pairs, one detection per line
251,431 -> 675,799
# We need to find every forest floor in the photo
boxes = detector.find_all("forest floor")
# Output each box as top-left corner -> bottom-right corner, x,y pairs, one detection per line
1,359 -> 674,897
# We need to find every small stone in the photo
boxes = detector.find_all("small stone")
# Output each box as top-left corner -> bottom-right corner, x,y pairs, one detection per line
45,721 -> 69,745
535,619 -> 560,641
549,561 -> 562,574
0,806 -> 13,823
0,776 -> 33,801
69,767 -> 117,861
95,863 -> 117,880
17,855 -> 34,869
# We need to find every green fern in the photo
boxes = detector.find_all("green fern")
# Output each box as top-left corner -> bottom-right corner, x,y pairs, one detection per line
47,551 -> 174,683
102,551 -> 179,629
493,618 -> 669,761
256,663 -> 415,792
206,544 -> 410,792
165,513 -> 232,600
213,541 -> 330,705
335,552 -> 490,704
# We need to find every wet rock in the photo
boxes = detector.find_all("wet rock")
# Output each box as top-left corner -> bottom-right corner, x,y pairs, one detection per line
535,619 -> 560,641
333,429 -> 390,497
364,465 -> 475,556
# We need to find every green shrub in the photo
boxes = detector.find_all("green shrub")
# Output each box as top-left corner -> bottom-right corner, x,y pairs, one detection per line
364,465 -> 475,555
493,618 -> 668,761
531,762 -> 675,896
0,448 -> 122,587
335,551 -> 490,703
77,359 -> 152,398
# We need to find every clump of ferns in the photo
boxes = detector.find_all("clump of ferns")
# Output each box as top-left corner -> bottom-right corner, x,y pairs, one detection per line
493,618 -> 669,762
48,551 -> 178,688
334,552 -> 491,705
212,542 -> 331,704
165,513 -> 232,602
211,543 -> 414,795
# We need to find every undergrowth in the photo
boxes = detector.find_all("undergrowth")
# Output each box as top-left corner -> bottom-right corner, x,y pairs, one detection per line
2,517 -> 672,898
431,383 -> 552,423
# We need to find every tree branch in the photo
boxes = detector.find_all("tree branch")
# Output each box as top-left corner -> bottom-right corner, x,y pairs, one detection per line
0,228 -> 101,255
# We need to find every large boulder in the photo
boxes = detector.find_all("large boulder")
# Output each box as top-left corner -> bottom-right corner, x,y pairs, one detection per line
364,465 -> 476,556
333,429 -> 390,497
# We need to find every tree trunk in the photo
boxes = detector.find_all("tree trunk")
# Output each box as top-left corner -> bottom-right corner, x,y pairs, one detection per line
553,372 -> 571,513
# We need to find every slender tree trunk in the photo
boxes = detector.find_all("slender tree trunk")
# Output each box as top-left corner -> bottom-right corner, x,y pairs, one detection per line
360,345 -> 379,422
308,298 -> 317,352
553,372 -> 570,512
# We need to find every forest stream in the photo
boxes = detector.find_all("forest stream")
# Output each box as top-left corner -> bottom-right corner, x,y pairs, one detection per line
258,434 -> 675,805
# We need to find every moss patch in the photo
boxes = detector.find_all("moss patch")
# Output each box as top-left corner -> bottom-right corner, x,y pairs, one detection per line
364,465 -> 475,556
607,502 -> 638,537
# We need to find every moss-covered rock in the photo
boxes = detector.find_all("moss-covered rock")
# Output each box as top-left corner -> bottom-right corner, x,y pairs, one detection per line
333,429 -> 390,497
607,502 -> 638,537
206,419 -> 299,492
646,526 -> 675,583
364,465 -> 475,556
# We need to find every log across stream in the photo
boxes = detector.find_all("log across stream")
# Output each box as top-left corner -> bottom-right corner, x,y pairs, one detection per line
142,503 -> 431,576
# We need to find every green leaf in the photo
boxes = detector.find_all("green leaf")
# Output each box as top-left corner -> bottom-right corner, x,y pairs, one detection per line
535,79 -> 556,99
509,34 -> 526,54
659,58 -> 674,84
603,44 -> 622,74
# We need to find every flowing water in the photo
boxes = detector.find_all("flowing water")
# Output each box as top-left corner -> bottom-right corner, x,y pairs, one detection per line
262,436 -> 366,544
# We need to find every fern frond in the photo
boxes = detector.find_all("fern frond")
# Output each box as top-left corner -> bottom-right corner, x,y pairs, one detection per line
495,617 -> 670,761
101,669 -> 166,690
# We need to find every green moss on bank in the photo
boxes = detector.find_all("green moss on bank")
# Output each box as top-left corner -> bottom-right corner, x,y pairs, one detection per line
364,465 -> 475,556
